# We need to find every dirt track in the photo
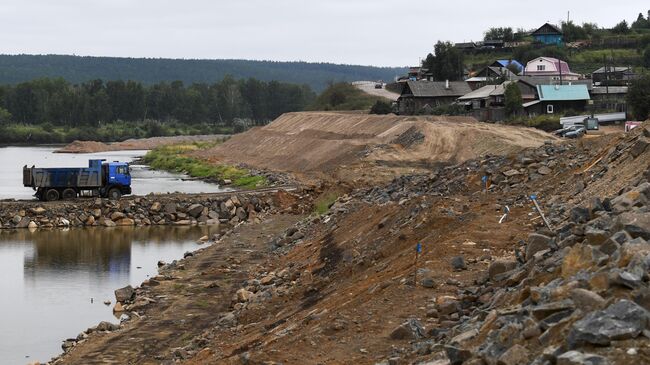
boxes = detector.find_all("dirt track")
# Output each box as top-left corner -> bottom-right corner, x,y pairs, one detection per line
352,81 -> 400,101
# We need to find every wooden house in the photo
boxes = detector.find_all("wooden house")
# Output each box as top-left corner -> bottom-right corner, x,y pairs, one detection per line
531,23 -> 564,45
397,80 -> 471,115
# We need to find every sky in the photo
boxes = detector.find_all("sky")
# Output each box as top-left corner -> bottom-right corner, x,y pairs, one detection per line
0,0 -> 648,67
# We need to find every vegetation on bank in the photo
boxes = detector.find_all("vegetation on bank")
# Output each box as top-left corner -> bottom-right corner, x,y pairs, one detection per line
142,142 -> 267,189
307,82 -> 390,111
0,77 -> 315,129
0,121 -> 232,144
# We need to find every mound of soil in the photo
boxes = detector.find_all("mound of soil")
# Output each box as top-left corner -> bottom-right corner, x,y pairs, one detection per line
196,112 -> 556,184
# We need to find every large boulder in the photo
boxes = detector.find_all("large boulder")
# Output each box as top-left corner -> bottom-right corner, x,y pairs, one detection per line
614,212 -> 650,240
389,319 -> 425,340
114,285 -> 135,303
526,233 -> 553,261
187,204 -> 204,218
568,300 -> 650,347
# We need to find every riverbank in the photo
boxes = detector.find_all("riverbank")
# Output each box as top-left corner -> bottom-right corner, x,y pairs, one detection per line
0,189 -> 295,231
142,142 -> 268,189
55,134 -> 229,153
0,122 -> 233,146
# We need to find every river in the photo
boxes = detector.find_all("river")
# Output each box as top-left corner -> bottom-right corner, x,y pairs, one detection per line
0,146 -> 228,364
0,146 -> 228,200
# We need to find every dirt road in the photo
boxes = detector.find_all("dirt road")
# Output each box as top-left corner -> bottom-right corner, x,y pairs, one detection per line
352,81 -> 400,101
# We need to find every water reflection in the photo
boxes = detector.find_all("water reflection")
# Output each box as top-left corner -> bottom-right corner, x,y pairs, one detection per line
0,225 -> 220,365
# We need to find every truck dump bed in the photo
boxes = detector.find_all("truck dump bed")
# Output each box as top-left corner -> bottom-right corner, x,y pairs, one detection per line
23,159 -> 103,189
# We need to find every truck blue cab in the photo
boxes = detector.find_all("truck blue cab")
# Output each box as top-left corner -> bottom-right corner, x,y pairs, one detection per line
23,159 -> 132,201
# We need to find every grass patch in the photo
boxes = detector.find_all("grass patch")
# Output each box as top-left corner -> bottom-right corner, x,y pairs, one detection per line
143,142 -> 267,189
313,192 -> 341,215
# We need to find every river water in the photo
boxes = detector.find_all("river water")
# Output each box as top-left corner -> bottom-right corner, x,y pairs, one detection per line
0,146 -> 229,364
0,146 -> 227,200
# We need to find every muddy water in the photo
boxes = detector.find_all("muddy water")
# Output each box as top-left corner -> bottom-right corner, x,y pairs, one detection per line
0,146 -> 229,200
0,225 -> 221,364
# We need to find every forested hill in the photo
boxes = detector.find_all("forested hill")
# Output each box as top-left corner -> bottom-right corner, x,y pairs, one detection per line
0,54 -> 406,91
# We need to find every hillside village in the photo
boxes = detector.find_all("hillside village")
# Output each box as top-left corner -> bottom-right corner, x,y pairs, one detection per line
394,17 -> 650,127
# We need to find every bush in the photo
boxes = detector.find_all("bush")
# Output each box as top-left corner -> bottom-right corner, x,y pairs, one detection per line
369,100 -> 393,114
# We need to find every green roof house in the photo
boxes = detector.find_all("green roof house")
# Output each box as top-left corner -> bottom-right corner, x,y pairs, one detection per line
524,84 -> 590,116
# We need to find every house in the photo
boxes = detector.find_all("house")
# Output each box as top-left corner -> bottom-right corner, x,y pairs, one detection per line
592,66 -> 637,86
483,40 -> 505,49
590,86 -> 628,113
397,80 -> 472,115
490,60 -> 524,73
457,82 -> 510,121
465,66 -> 517,90
523,57 -> 580,81
454,42 -> 477,52
524,84 -> 590,116
531,23 -> 564,45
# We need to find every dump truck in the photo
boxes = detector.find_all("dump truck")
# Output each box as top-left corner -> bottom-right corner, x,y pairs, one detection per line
23,159 -> 132,201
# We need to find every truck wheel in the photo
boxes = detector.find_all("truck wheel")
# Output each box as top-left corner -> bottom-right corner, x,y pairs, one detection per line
45,189 -> 60,201
108,188 -> 122,200
62,188 -> 77,200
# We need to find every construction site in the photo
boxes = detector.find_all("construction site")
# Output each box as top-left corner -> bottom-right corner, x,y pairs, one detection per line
55,112 -> 650,365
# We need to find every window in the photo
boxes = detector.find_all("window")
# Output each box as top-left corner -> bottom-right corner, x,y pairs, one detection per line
116,166 -> 129,175
537,65 -> 546,71
547,105 -> 554,114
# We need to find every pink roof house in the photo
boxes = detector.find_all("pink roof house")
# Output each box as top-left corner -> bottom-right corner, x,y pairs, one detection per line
523,57 -> 581,80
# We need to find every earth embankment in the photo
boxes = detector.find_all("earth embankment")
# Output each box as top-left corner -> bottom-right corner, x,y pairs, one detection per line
196,112 -> 556,184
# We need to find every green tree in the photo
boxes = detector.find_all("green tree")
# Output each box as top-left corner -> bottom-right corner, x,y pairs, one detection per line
422,41 -> 464,81
627,75 -> 650,120
632,12 -> 650,29
484,27 -> 514,42
612,20 -> 630,34
504,82 -> 523,117
561,21 -> 587,42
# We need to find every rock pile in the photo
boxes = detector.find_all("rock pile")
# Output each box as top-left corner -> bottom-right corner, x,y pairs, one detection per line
384,177 -> 650,364
0,193 -> 273,230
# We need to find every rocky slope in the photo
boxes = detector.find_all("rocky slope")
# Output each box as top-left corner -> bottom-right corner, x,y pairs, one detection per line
55,119 -> 650,364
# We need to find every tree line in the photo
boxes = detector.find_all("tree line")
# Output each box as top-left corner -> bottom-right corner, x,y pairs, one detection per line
0,55 -> 406,92
0,76 -> 316,128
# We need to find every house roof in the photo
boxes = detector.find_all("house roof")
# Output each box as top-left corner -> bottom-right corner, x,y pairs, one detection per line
492,60 -> 524,71
517,76 -> 593,90
458,82 -> 510,100
531,23 -> 563,36
592,66 -> 633,74
401,81 -> 472,98
526,57 -> 574,74
591,86 -> 629,94
537,84 -> 590,101
454,42 -> 477,49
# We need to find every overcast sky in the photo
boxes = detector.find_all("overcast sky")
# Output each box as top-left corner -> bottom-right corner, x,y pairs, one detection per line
0,1 -> 648,67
